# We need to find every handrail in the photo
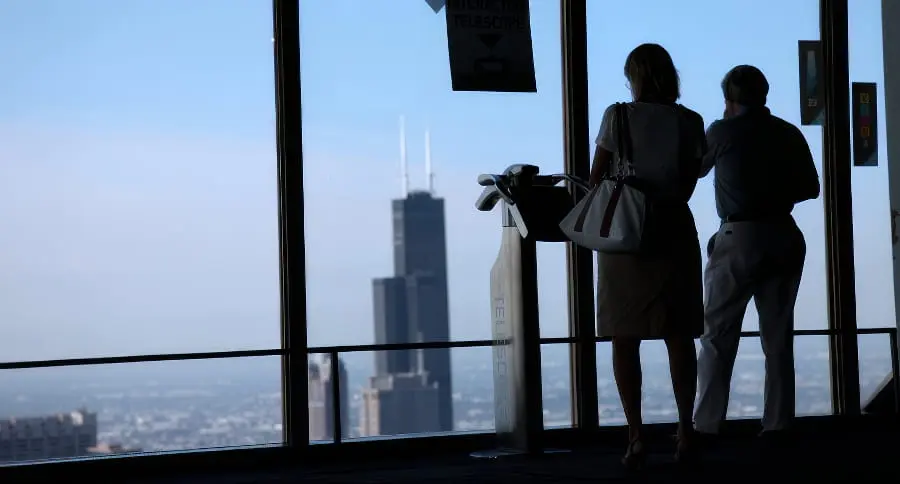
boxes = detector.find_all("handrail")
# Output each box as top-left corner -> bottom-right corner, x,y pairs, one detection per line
0,328 -> 895,370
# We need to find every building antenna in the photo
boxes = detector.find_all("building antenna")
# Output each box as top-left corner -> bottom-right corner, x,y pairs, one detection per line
400,115 -> 409,198
425,128 -> 434,194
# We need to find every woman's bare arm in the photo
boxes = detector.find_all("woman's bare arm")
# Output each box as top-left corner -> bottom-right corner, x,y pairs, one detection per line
589,147 -> 613,186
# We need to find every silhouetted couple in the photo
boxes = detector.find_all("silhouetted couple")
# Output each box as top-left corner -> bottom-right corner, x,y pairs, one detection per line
590,43 -> 819,469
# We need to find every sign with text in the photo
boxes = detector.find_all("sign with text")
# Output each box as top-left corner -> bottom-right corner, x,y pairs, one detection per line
489,230 -> 519,443
445,0 -> 537,93
852,82 -> 879,166
798,40 -> 825,126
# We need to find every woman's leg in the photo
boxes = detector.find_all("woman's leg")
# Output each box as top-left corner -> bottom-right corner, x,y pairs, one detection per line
665,335 -> 698,447
612,336 -> 643,443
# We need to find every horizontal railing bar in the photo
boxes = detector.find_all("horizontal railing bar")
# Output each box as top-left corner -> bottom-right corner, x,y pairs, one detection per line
540,337 -> 575,344
0,348 -> 286,371
856,327 -> 898,335
594,328 -> 845,343
1,328 -> 893,371
307,340 -> 496,354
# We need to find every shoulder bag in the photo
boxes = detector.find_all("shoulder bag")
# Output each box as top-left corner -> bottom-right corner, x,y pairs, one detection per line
559,102 -> 649,253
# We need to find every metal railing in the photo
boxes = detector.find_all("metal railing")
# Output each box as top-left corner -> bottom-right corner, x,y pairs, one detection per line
0,327 -> 894,448
305,327 -> 900,445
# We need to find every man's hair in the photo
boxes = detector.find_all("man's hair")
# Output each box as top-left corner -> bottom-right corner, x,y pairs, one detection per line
721,65 -> 769,107
624,43 -> 680,104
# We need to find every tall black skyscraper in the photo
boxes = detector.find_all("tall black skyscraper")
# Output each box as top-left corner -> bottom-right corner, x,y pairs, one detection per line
371,190 -> 453,433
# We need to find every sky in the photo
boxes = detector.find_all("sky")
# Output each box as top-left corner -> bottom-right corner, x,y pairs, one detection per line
0,0 -> 894,364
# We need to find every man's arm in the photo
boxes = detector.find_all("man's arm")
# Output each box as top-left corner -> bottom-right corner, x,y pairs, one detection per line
790,127 -> 821,202
699,121 -> 721,178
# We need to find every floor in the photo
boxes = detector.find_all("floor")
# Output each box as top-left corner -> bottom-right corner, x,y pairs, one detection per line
133,426 -> 899,483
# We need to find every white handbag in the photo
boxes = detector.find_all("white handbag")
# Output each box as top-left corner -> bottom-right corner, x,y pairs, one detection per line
559,103 -> 649,254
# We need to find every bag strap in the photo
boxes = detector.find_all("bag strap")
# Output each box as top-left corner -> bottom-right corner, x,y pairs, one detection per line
572,184 -> 601,232
614,103 -> 634,177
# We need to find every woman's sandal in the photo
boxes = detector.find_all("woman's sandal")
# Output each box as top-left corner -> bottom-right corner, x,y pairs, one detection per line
622,438 -> 647,470
674,433 -> 701,467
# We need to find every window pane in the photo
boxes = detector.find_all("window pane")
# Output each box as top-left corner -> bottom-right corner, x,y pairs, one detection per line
307,354 -> 349,443
300,2 -> 567,438
596,340 -> 760,425
858,333 -> 895,407
588,0 -> 830,427
587,0 -> 826,335
848,1 -> 895,331
595,336 -> 831,426
300,1 -> 566,348
0,357 -> 282,464
541,343 -> 572,428
796,336 -> 832,416
537,244 -> 571,339
0,1 -> 281,360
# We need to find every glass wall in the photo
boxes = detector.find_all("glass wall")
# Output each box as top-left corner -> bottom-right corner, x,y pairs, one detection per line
0,0 -> 885,470
847,0 -> 897,406
0,0 -> 283,463
299,0 -> 573,439
587,0 -> 833,421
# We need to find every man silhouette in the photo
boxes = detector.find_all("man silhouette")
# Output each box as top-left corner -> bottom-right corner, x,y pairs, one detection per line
694,65 -> 820,439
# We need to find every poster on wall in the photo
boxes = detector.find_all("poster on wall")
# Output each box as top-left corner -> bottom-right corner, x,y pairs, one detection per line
444,0 -> 537,93
798,40 -> 825,126
852,82 -> 879,167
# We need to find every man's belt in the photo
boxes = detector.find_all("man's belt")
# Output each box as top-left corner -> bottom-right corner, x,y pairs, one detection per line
722,211 -> 790,223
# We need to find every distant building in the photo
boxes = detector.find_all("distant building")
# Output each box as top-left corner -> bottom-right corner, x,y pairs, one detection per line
308,355 -> 349,441
359,372 -> 441,437
363,189 -> 453,436
0,409 -> 97,462
88,443 -> 142,456
388,192 -> 453,433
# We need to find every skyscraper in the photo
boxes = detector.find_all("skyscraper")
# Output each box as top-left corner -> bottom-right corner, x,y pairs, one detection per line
361,123 -> 453,436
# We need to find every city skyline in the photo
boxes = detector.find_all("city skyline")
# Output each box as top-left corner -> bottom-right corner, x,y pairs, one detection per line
0,340 -> 892,456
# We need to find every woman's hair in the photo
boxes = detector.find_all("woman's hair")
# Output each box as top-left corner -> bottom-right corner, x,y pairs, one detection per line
624,43 -> 680,104
721,65 -> 769,107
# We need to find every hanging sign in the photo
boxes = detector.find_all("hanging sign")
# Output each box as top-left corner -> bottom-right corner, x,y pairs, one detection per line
852,82 -> 878,166
798,40 -> 825,126
445,0 -> 537,93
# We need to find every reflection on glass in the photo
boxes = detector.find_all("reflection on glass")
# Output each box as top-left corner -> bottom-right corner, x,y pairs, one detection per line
0,1 -> 281,360
0,357 -> 283,463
